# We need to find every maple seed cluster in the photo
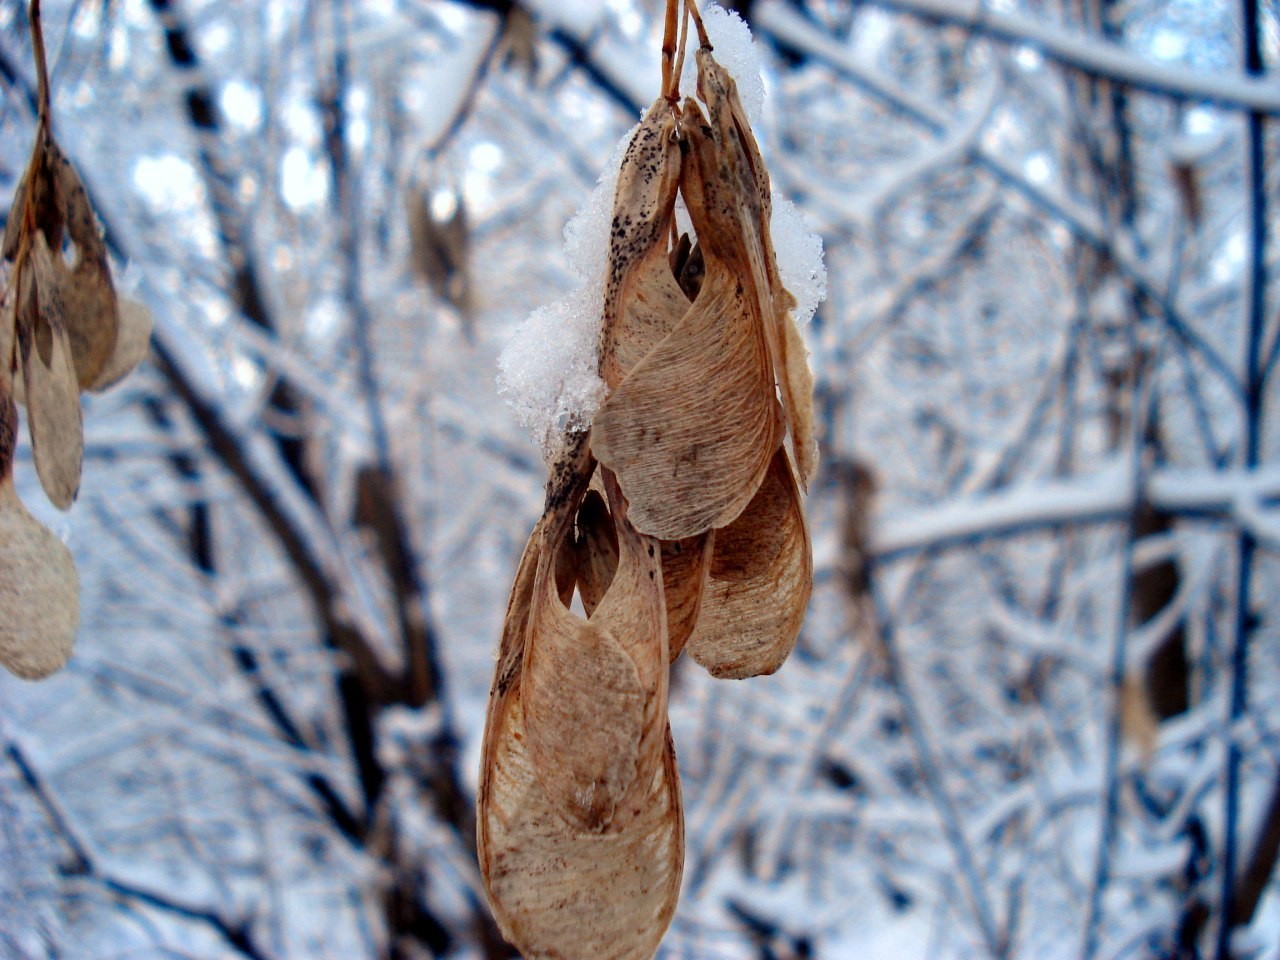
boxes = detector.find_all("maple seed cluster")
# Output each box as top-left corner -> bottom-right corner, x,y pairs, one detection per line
477,26 -> 816,960
0,1 -> 151,681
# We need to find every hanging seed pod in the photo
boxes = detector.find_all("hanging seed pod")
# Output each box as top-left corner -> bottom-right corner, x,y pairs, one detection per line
478,685 -> 683,960
2,0 -> 146,514
0,0 -> 149,681
520,448 -> 670,833
479,439 -> 683,958
595,99 -> 685,391
6,128 -> 121,393
481,3 -> 821,953
49,137 -> 120,388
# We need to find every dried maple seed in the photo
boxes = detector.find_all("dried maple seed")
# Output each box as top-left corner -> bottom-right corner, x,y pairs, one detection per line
480,4 -> 820,955
685,446 -> 812,679
478,685 -> 683,960
16,233 -> 83,510
0,0 -> 149,680
479,440 -> 683,960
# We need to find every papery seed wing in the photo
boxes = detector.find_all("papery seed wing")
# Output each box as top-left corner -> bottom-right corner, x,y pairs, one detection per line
520,522 -> 646,832
662,532 -> 712,661
491,516 -> 546,704
598,99 -> 686,389
582,472 -> 668,823
87,296 -> 151,391
10,129 -> 64,254
0,475 -> 79,680
695,51 -> 818,487
478,678 -> 683,960
605,240 -> 692,388
591,243 -> 781,541
520,446 -> 649,832
575,487 -> 709,661
683,66 -> 772,331
591,472 -> 666,678
20,235 -> 82,509
49,139 -> 119,389
686,447 -> 811,679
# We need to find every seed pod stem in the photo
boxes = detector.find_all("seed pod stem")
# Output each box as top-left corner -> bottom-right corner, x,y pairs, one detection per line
30,0 -> 50,126
686,0 -> 710,51
660,0 -> 680,102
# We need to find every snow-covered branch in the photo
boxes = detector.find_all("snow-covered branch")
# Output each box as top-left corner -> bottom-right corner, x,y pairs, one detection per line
872,460 -> 1280,558
758,0 -> 1280,114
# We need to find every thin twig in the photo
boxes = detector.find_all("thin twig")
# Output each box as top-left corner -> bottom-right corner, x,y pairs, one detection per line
1217,0 -> 1268,952
1081,341 -> 1151,960
5,740 -> 270,960
868,559 -> 1008,958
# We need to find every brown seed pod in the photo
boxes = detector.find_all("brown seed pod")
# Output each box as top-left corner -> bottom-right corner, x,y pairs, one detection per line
478,684 -> 683,960
49,138 -> 120,388
591,90 -> 784,540
15,232 -> 84,512
0,466 -> 80,681
520,464 -> 669,833
16,233 -> 83,509
480,450 -> 683,958
685,446 -> 811,678
480,5 -> 820,953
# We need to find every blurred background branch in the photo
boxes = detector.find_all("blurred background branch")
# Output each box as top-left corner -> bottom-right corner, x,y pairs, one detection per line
1,1 -> 1275,958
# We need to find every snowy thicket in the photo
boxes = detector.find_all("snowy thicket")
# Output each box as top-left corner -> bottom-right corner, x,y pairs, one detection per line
1,1 -> 1277,959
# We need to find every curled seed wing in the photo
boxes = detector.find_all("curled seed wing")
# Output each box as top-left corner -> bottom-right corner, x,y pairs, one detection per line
591,253 -> 781,541
778,302 -> 818,485
521,535 -> 646,832
695,51 -> 818,487
686,447 -> 812,679
491,516 -> 545,703
520,447 -> 649,832
583,472 -> 669,825
20,235 -> 82,509
573,487 -> 709,662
